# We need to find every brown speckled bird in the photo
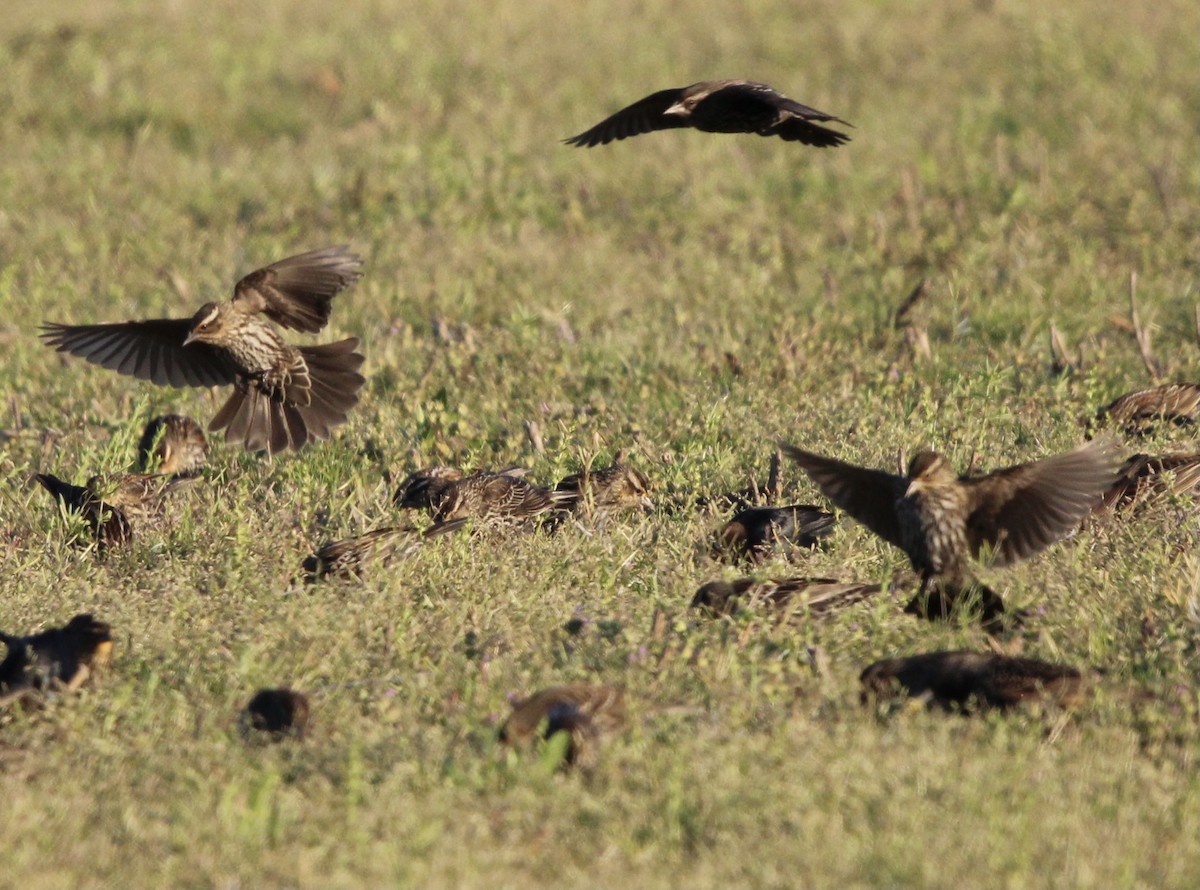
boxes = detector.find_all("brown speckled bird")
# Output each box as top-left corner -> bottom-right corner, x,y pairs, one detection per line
1095,452 -> 1200,513
691,576 -> 885,618
302,518 -> 467,581
41,246 -> 365,456
714,505 -> 836,562
859,650 -> 1088,712
84,471 -> 195,525
241,688 -> 311,739
1093,383 -> 1200,436
554,452 -> 654,515
499,683 -> 626,770
565,80 -> 851,148
782,440 -> 1120,612
138,414 -> 209,476
0,614 -> 113,706
34,473 -> 133,548
398,466 -> 574,526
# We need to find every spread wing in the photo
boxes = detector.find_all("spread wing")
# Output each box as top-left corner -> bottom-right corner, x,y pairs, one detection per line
780,444 -> 907,547
771,117 -> 852,147
40,320 -> 235,388
564,88 -> 692,147
231,245 -> 363,333
964,439 -> 1122,565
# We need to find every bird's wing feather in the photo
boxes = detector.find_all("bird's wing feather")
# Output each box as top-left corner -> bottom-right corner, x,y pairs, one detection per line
232,246 -> 363,333
40,320 -> 235,388
781,444 -> 907,547
964,440 -> 1121,565
564,88 -> 693,147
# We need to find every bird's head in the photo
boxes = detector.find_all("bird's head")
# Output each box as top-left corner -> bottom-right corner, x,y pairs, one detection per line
905,450 -> 953,493
617,465 -> 654,510
183,303 -> 224,346
665,86 -> 713,118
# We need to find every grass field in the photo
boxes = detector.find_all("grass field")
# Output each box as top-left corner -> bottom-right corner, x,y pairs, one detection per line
3,0 -> 1200,886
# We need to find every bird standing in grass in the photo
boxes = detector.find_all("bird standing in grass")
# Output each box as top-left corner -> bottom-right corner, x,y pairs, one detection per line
565,80 -> 851,148
0,613 -> 113,706
137,414 -> 209,476
714,504 -> 836,562
499,684 -> 626,770
782,440 -> 1121,617
554,452 -> 654,516
34,472 -> 133,548
41,246 -> 366,456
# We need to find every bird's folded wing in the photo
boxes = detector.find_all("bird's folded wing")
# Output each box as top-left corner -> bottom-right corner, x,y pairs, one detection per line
232,245 -> 363,333
40,319 -> 235,388
964,440 -> 1121,565
564,88 -> 692,146
780,444 -> 907,547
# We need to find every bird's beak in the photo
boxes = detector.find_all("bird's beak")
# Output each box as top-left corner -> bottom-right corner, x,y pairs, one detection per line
904,479 -> 924,498
182,331 -> 197,347
664,101 -> 688,117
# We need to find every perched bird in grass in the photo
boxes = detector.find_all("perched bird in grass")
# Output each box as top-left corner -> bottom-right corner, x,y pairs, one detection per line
691,575 -> 885,618
241,688 -> 311,739
137,414 -> 209,476
499,683 -> 626,770
41,246 -> 366,456
34,473 -> 133,548
554,452 -> 654,516
302,518 -> 467,581
565,80 -> 851,148
782,440 -> 1121,617
714,504 -> 836,562
1092,383 -> 1200,436
83,471 -> 195,525
0,613 -> 113,706
859,650 -> 1088,712
393,466 -> 467,511
398,466 -> 574,527
1094,452 -> 1200,513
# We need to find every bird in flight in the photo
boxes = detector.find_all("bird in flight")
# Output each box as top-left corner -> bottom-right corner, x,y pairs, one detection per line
565,80 -> 851,148
781,439 -> 1120,610
41,246 -> 366,456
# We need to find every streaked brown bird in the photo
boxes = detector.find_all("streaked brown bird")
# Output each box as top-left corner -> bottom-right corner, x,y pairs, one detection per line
782,440 -> 1121,615
398,466 -> 574,527
714,504 -> 836,562
498,683 -> 626,770
41,246 -> 366,456
554,452 -> 654,515
84,471 -> 195,525
302,518 -> 467,581
137,414 -> 209,476
859,650 -> 1088,712
691,575 -> 885,619
1095,452 -> 1200,513
241,688 -> 311,739
1092,383 -> 1200,436
0,613 -> 113,706
34,472 -> 133,548
565,80 -> 851,148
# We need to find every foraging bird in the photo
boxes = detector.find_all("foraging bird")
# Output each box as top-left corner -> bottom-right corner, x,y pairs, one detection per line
714,504 -> 836,562
554,452 -> 654,515
137,414 -> 209,476
859,650 -> 1088,712
34,473 -> 133,548
83,471 -> 194,525
782,439 -> 1121,613
398,466 -> 574,526
41,246 -> 366,456
1092,383 -> 1200,436
0,613 -> 113,706
498,683 -> 626,770
241,688 -> 311,739
691,576 -> 885,618
565,80 -> 851,148
302,518 -> 467,581
1095,452 -> 1200,513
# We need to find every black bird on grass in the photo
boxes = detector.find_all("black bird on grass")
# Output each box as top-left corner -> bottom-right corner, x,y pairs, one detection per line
714,505 -> 836,562
860,650 -> 1088,712
565,80 -> 851,148
782,440 -> 1121,619
0,614 -> 113,706
41,247 -> 365,456
34,473 -> 133,548
241,688 -> 311,740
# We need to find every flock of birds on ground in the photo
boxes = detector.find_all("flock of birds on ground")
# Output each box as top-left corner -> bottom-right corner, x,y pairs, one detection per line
7,80 -> 1200,765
